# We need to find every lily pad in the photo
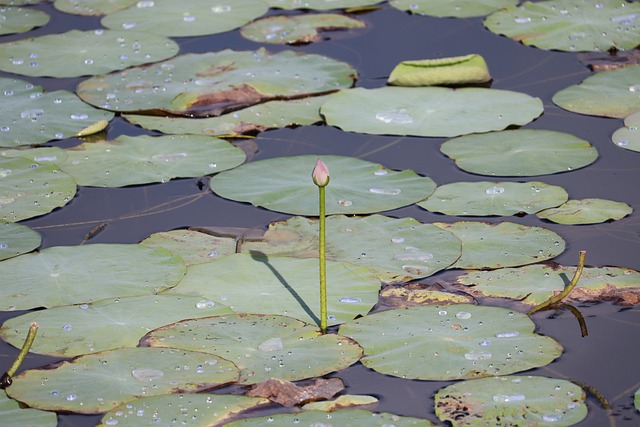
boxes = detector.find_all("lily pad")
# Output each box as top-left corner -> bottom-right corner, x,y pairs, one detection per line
433,221 -> 565,269
141,313 -> 364,384
54,0 -> 137,15
636,388 -> 640,412
77,49 -> 356,116
536,198 -> 633,224
210,155 -> 436,215
435,376 -> 587,426
0,244 -> 185,310
321,87 -> 543,137
141,229 -> 237,266
0,221 -> 40,260
164,253 -> 381,326
6,347 -> 239,414
59,134 -> 246,187
339,305 -> 563,380
419,181 -> 569,216
440,129 -> 598,176
0,390 -> 57,427
484,0 -> 640,52
388,54 -> 491,86
302,394 -> 378,411
552,65 -> 640,118
262,0 -> 384,10
612,110 -> 640,151
1,146 -> 68,164
0,294 -> 233,357
240,215 -> 461,283
391,0 -> 518,18
225,409 -> 437,426
0,6 -> 49,35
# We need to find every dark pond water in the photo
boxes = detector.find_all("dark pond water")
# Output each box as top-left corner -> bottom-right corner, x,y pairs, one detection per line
1,2 -> 639,426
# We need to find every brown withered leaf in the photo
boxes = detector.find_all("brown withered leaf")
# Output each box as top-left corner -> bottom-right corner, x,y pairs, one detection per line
380,283 -> 473,307
577,49 -> 640,71
246,377 -> 344,407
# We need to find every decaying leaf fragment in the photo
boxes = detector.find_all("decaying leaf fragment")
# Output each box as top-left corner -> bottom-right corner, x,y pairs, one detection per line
380,283 -> 473,307
246,377 -> 344,406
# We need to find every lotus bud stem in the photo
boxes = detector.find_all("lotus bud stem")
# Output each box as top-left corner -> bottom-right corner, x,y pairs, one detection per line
312,159 -> 330,334
528,251 -> 586,315
1,322 -> 38,389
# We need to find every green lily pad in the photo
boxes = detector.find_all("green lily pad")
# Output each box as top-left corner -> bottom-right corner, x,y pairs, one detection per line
0,0 -> 46,4
612,110 -> 640,152
141,229 -> 237,266
0,243 -> 185,310
77,49 -> 356,116
54,0 -> 137,15
435,376 -> 587,426
6,347 -> 239,414
552,65 -> 640,118
536,198 -> 633,224
101,0 -> 268,37
0,77 -> 115,147
321,87 -> 543,137
0,29 -> 178,78
164,253 -> 381,326
226,409 -> 436,426
484,0 -> 640,52
1,146 -> 68,164
0,221 -> 40,260
440,129 -> 598,176
339,305 -> 563,380
391,0 -> 518,18
262,0 -> 384,10
141,313 -> 363,384
59,134 -> 246,187
0,390 -> 57,427
0,294 -> 233,357
0,6 -> 49,35
99,394 -> 269,427
210,155 -> 436,215
388,54 -> 491,86
240,215 -> 461,283
434,221 -> 565,269
635,387 -> 640,412
419,181 -> 569,216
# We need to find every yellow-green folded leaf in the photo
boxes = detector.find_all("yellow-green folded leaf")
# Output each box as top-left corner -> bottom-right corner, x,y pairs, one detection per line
388,54 -> 491,86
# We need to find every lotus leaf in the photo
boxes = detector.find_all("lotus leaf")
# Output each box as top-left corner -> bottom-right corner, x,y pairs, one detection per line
456,263 -> 640,305
0,221 -> 40,260
302,394 -> 378,411
226,409 -> 436,426
552,65 -> 640,118
210,155 -> 436,215
240,215 -> 461,283
536,198 -> 632,224
484,0 -> 640,52
101,0 -> 268,37
435,376 -> 587,426
164,253 -> 380,325
391,0 -> 518,18
434,221 -> 565,269
54,0 -> 137,15
0,6 -> 49,35
77,49 -> 356,116
0,244 -> 185,310
440,129 -> 598,176
388,54 -> 491,86
0,77 -> 115,147
419,181 -> 568,216
0,390 -> 56,427
321,87 -> 543,137
141,313 -> 364,384
612,110 -> 640,152
59,134 -> 245,187
263,0 -> 384,10
339,305 -> 563,380
1,146 -> 68,165
141,229 -> 237,266
99,394 -> 269,427
6,347 -> 239,414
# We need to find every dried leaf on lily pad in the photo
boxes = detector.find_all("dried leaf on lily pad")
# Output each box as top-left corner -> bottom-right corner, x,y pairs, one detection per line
262,0 -> 385,10
536,198 -> 632,224
435,376 -> 587,426
0,6 -> 49,35
390,0 -> 518,18
577,49 -> 640,71
388,54 -> 491,86
141,229 -> 237,266
302,394 -> 378,411
54,0 -> 138,16
612,111 -> 640,152
380,284 -> 474,307
0,390 -> 56,427
247,377 -> 344,406
225,409 -> 437,426
0,221 -> 41,260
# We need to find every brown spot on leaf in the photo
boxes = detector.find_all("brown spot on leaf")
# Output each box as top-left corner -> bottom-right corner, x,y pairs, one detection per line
246,377 -> 344,407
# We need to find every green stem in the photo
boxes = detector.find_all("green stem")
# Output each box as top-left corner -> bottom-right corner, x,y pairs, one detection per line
1,322 -> 38,389
528,251 -> 586,316
319,185 -> 327,334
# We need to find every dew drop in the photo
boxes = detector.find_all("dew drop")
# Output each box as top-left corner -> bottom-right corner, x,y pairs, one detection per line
542,414 -> 564,422
195,300 -> 215,309
375,108 -> 414,124
485,186 -> 505,195
391,237 -> 405,244
492,394 -> 525,402
211,5 -> 231,13
373,169 -> 388,176
62,324 -> 72,331
20,109 -> 44,119
438,310 -> 447,316
455,311 -> 471,320
479,340 -> 492,346
337,199 -> 352,207
70,113 -> 89,120
131,368 -> 165,381
66,394 -> 78,401
514,17 -> 531,23
152,152 -> 187,162
369,187 -> 401,195
0,169 -> 12,178
339,297 -> 361,304
464,351 -> 492,360
495,331 -> 520,338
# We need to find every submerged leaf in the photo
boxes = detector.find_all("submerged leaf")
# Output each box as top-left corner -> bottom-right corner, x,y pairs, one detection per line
536,198 -> 632,224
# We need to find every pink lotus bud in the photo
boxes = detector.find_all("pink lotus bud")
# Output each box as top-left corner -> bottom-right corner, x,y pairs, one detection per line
312,159 -> 330,187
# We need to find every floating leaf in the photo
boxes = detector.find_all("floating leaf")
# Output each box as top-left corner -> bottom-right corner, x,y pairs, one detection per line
388,54 -> 491,86
77,49 -> 356,116
54,0 -> 137,15
76,119 -> 109,136
240,215 -> 461,283
1,146 -> 67,165
226,409 -> 436,426
0,0 -> 47,4
0,390 -> 56,427
321,87 -> 543,137
435,376 -> 587,426
0,6 -> 49,35
636,388 -> 640,412
434,221 -> 565,269
0,221 -> 40,260
380,284 -> 474,307
578,49 -> 640,71
440,129 -> 598,176
247,377 -> 344,406
302,394 -> 378,411
141,313 -> 363,384
536,198 -> 632,224
419,181 -> 568,216
0,244 -> 185,310
391,0 -> 518,18
612,110 -> 640,152
484,0 -> 640,52
552,65 -> 640,118
6,347 -> 239,414
262,0 -> 385,10
339,305 -> 563,380
141,229 -> 237,266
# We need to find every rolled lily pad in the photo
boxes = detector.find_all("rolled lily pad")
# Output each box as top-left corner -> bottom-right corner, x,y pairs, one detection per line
165,253 -> 381,326
435,376 -> 587,426
141,313 -> 364,384
211,155 -> 436,215
484,0 -> 640,52
321,87 -> 543,137
59,134 -> 246,187
0,6 -> 49,35
612,110 -> 640,152
226,409 -> 436,426
0,244 -> 185,310
440,129 -> 598,176
54,0 -> 137,15
388,54 -> 491,86
433,221 -> 565,269
339,305 -> 563,380
0,221 -> 40,260
552,65 -> 640,118
262,0 -> 384,10
240,215 -> 461,283
77,49 -> 356,116
536,198 -> 632,224
0,77 -> 115,147
6,347 -> 239,414
141,229 -> 237,266
0,390 -> 56,427
391,0 -> 518,18
419,181 -> 568,216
